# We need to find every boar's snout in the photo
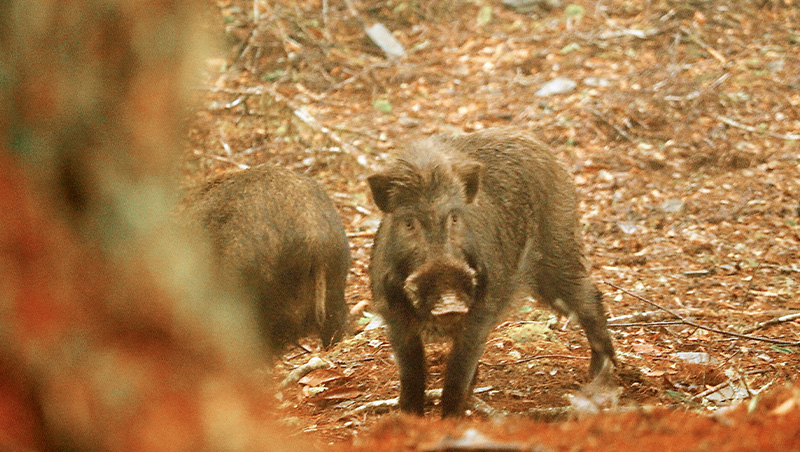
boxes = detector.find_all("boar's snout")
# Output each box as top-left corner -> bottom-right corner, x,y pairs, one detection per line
403,259 -> 477,319
430,292 -> 469,317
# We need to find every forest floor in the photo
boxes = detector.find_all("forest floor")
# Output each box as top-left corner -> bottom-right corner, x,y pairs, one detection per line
186,1 -> 800,450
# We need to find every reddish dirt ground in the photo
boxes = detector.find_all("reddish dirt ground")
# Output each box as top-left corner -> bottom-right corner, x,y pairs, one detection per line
186,0 -> 799,450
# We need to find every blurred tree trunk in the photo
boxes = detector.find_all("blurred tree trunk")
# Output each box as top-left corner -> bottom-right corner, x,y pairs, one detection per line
0,2 -> 292,451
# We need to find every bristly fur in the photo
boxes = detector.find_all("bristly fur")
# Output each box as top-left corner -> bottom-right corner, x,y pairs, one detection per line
369,128 -> 615,417
375,138 -> 480,213
186,164 -> 350,351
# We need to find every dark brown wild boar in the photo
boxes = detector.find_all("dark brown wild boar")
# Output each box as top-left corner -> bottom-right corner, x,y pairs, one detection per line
368,128 -> 615,417
189,164 -> 350,350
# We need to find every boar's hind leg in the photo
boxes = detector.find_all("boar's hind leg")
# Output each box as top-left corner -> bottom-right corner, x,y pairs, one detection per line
441,319 -> 494,417
389,329 -> 427,415
547,281 -> 615,378
582,287 -> 616,377
319,286 -> 346,348
319,269 -> 347,348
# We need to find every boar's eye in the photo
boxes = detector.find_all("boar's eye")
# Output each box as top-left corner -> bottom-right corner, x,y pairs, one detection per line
449,212 -> 459,225
403,217 -> 415,230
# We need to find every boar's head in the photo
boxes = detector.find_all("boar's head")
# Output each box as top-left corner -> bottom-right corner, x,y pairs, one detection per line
368,140 -> 486,326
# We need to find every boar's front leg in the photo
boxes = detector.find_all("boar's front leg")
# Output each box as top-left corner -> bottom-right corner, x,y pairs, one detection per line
388,327 -> 427,415
440,315 -> 495,417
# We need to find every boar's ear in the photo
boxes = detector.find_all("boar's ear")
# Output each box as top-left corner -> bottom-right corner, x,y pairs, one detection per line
367,173 -> 394,213
455,161 -> 483,204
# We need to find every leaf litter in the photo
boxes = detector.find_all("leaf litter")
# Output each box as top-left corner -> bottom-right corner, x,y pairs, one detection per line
189,0 -> 800,449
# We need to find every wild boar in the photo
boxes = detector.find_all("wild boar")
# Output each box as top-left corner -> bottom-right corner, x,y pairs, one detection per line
368,129 -> 614,417
188,164 -> 350,350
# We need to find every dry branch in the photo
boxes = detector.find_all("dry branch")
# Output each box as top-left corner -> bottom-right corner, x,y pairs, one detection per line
588,108 -> 634,142
203,85 -> 367,163
741,312 -> 800,334
484,354 -> 590,367
604,281 -> 800,346
679,26 -> 727,64
280,356 -> 331,388
523,406 -> 573,421
210,154 -> 250,169
263,84 -> 365,160
691,379 -> 735,401
607,310 -> 673,324
715,115 -> 800,140
350,397 -> 399,414
609,321 -> 686,328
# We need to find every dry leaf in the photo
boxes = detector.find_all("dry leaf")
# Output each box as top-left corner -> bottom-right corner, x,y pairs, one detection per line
307,386 -> 363,403
298,368 -> 350,387
631,343 -> 662,355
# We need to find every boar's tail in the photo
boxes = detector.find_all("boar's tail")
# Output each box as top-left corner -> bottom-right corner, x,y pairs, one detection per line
314,266 -> 327,326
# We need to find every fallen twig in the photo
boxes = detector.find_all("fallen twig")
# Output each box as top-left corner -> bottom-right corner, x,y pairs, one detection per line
280,356 -> 331,388
470,397 -> 505,418
608,321 -> 686,328
743,249 -> 770,301
210,154 -> 250,169
329,61 -> 393,91
664,73 -> 729,102
597,27 -> 659,40
680,26 -> 727,64
741,311 -> 800,334
738,368 -> 753,399
484,354 -> 589,367
682,269 -> 714,277
763,263 -> 800,274
523,406 -> 572,421
201,85 -> 368,163
525,403 -> 685,421
264,84 -> 366,161
588,108 -> 634,142
350,397 -> 398,414
603,281 -> 800,346
715,115 -> 800,140
607,310 -> 673,323
691,379 -> 734,401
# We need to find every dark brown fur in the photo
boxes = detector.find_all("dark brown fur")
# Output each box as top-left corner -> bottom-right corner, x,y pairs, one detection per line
188,164 -> 350,350
368,128 -> 615,417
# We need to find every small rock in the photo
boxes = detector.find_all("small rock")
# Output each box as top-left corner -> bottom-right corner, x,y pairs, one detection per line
365,23 -> 405,59
398,116 -> 421,128
705,384 -> 749,404
672,352 -> 717,364
597,169 -> 615,183
584,77 -> 612,88
661,198 -> 686,214
363,314 -> 385,331
617,221 -> 639,235
535,77 -> 576,96
766,58 -> 785,74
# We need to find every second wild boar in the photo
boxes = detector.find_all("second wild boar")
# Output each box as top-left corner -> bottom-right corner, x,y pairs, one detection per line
188,164 -> 350,351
